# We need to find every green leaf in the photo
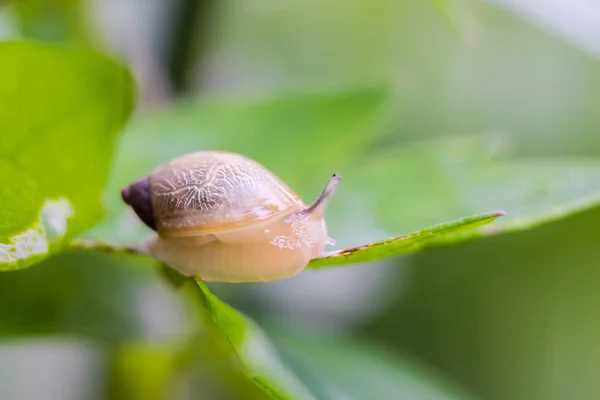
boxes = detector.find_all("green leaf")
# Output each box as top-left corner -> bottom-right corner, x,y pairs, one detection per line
308,211 -> 505,269
341,135 -> 600,241
0,250 -> 208,398
0,250 -> 155,341
108,331 -> 296,400
0,41 -> 134,270
110,341 -> 183,400
195,279 -> 318,400
367,204 -> 600,400
9,0 -> 92,44
428,0 -> 458,29
268,327 -> 477,400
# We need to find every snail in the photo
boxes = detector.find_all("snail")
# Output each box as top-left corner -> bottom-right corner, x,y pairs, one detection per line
121,151 -> 340,283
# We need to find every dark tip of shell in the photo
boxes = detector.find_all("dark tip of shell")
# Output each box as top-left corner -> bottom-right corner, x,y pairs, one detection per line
121,178 -> 156,231
121,187 -> 131,204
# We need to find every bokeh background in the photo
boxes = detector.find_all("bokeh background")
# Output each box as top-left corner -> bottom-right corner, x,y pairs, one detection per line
2,0 -> 600,399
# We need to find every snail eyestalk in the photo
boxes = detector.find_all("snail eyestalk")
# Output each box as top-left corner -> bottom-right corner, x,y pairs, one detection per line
302,173 -> 341,217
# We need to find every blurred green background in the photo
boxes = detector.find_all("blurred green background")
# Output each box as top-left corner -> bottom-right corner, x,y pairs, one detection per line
2,0 -> 600,399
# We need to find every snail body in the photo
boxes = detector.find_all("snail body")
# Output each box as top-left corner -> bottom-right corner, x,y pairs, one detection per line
121,151 -> 340,282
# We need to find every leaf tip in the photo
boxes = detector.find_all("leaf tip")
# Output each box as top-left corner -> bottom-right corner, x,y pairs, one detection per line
493,210 -> 507,217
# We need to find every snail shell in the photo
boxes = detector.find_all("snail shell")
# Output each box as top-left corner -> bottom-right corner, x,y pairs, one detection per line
121,151 -> 340,282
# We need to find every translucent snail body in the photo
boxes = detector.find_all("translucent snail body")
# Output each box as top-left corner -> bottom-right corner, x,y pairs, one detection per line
121,151 -> 340,282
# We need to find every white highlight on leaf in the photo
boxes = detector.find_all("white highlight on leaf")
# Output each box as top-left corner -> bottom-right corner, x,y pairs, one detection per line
0,197 -> 74,265
0,230 -> 46,264
40,198 -> 74,240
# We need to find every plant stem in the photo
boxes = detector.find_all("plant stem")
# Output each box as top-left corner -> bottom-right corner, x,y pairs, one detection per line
69,239 -> 148,256
165,0 -> 215,94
